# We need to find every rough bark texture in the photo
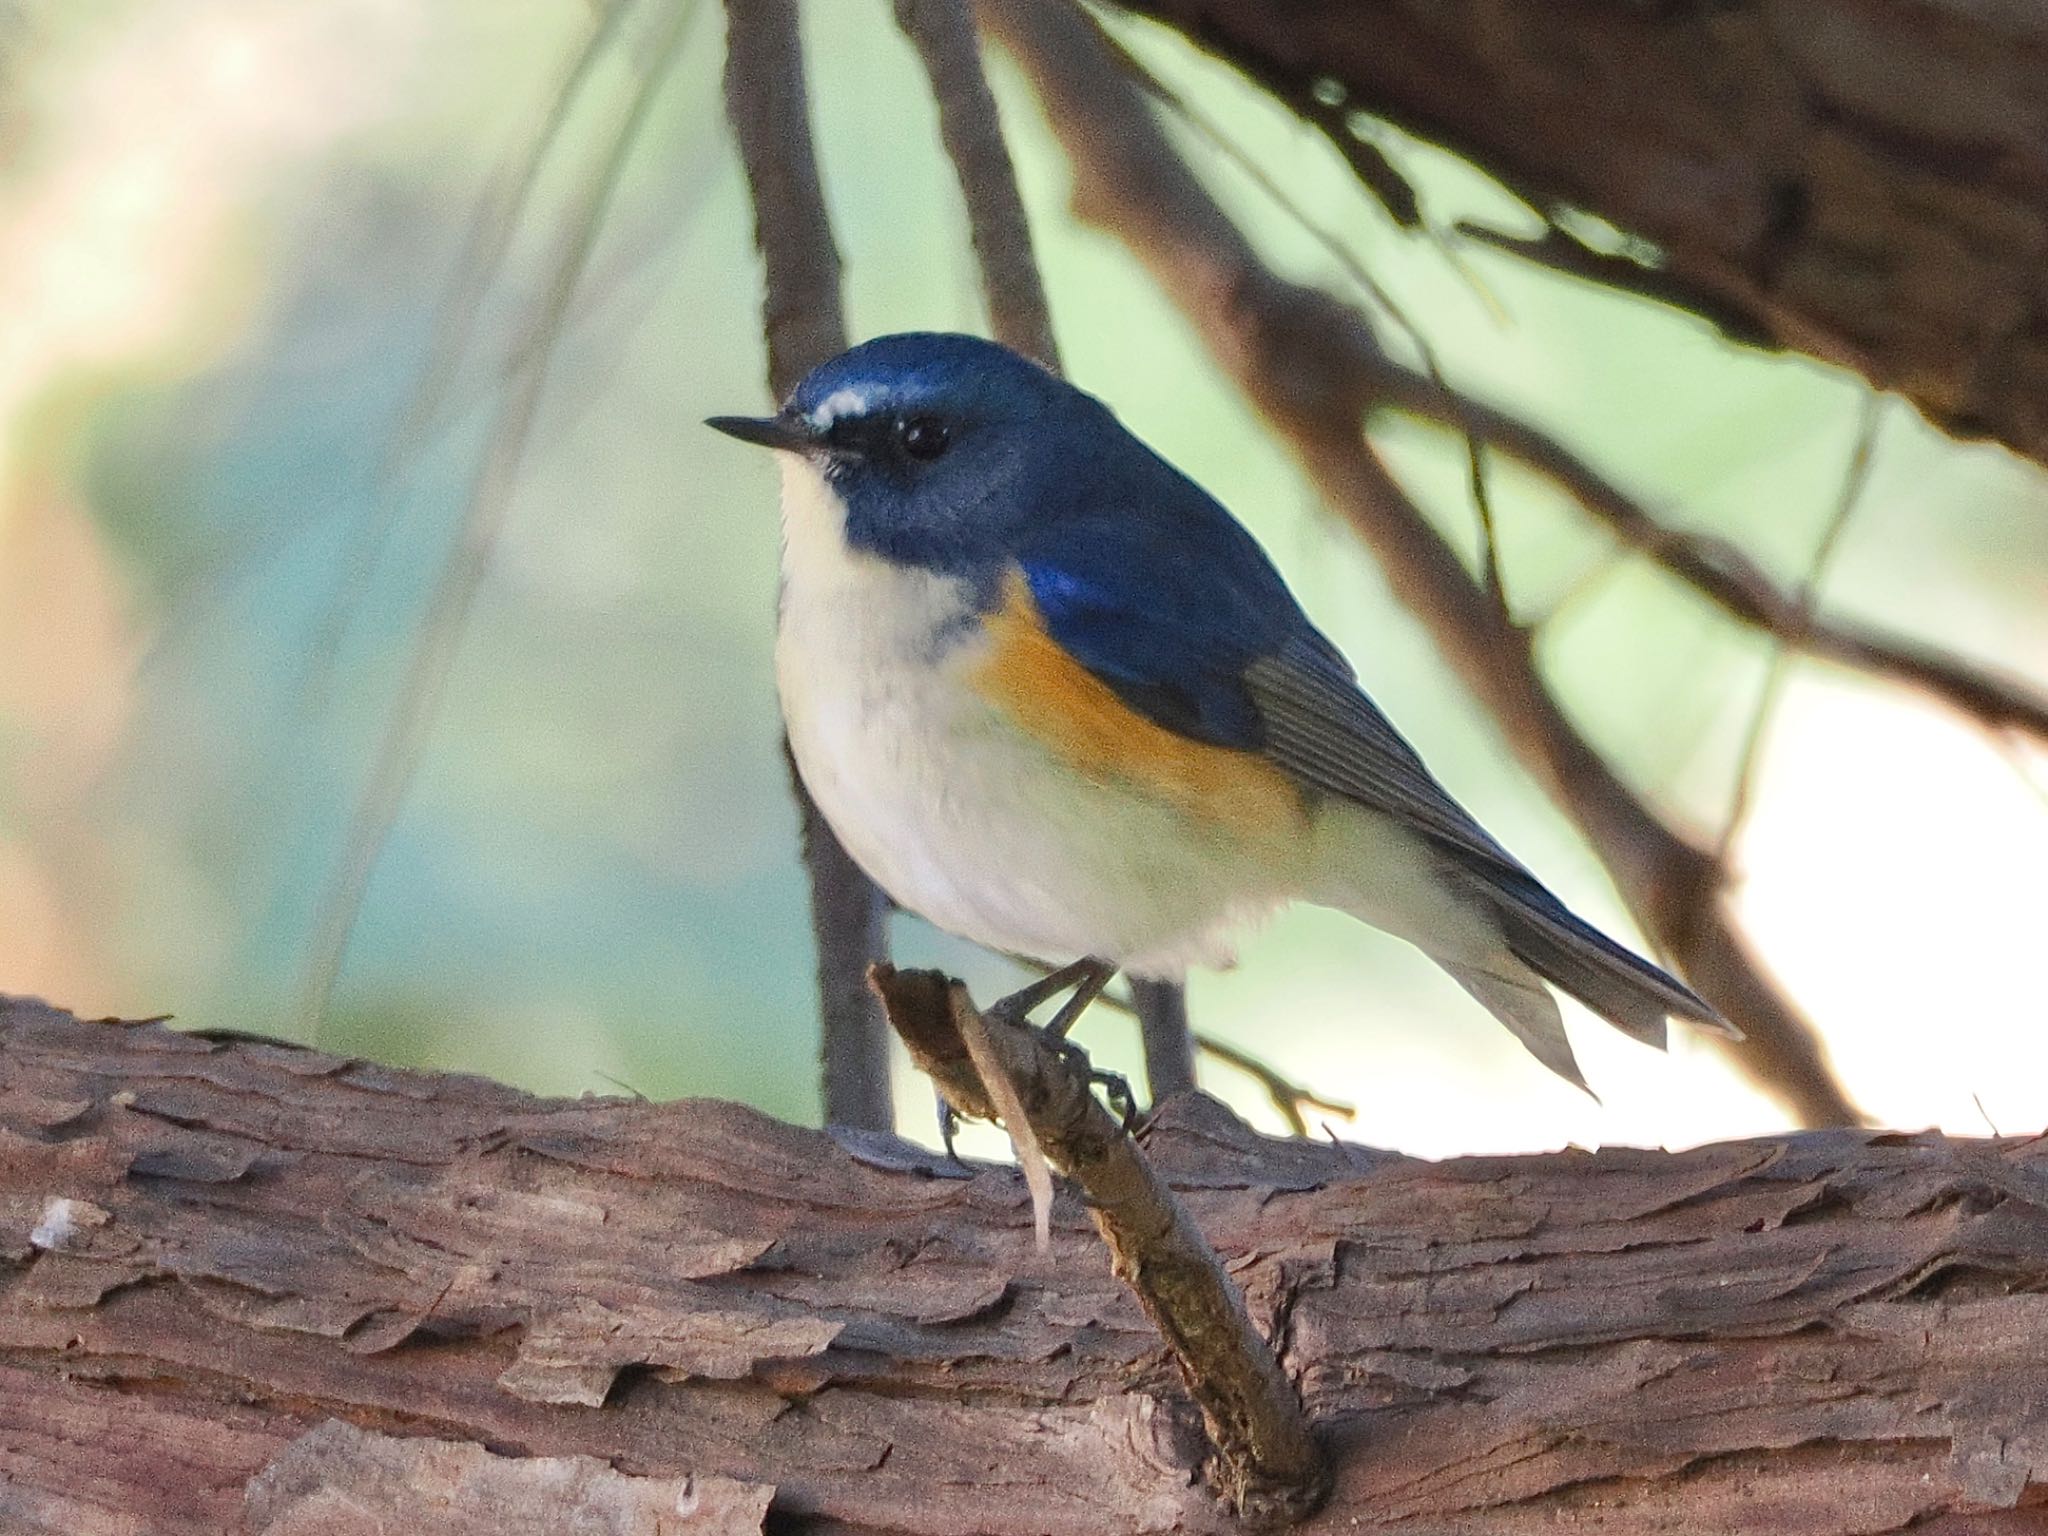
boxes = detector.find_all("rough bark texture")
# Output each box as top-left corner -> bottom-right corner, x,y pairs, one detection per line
1112,0 -> 2048,466
4,996 -> 2048,1533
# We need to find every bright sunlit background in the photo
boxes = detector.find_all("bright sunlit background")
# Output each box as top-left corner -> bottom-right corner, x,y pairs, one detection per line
3,0 -> 2045,1160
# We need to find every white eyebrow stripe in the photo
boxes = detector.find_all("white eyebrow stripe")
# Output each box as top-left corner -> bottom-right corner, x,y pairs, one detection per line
808,387 -> 877,428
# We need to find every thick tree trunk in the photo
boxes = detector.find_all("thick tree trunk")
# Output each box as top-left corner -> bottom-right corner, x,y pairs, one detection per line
1111,0 -> 2048,467
3,996 -> 2046,1533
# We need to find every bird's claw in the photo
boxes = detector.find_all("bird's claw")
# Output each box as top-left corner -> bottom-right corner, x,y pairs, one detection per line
935,1089 -> 967,1165
1045,1032 -> 1138,1132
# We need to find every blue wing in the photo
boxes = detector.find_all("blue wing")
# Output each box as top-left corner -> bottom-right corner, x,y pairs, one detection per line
1010,472 -> 1507,863
1011,472 -> 1724,1038
1014,518 -> 1286,751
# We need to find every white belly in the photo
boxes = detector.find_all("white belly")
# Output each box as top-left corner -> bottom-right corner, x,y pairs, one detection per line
773,462 -> 1289,976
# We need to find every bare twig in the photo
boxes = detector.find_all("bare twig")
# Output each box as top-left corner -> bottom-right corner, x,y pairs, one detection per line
983,0 -> 1859,1127
870,965 -> 1330,1525
293,1 -> 697,1042
1086,45 -> 2048,746
1194,1032 -> 1355,1138
724,0 -> 894,1129
1715,394 -> 1884,866
722,0 -> 847,397
894,0 -> 1060,368
301,0 -> 641,716
1364,366 -> 2048,748
1104,42 -> 1511,605
1456,218 -> 1779,350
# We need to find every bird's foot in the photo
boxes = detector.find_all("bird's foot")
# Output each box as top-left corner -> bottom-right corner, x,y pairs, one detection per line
979,958 -> 1132,1129
1044,1032 -> 1138,1131
935,1089 -> 966,1165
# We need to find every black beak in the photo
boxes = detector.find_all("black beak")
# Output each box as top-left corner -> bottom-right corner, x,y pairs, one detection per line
705,413 -> 816,452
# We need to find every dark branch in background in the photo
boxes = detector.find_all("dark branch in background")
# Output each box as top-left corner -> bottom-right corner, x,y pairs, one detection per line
896,0 -> 1198,1098
1194,1030 -> 1354,1139
871,966 -> 1330,1525
981,0 -> 1860,1128
1364,371 -> 2048,749
293,2 -> 697,1043
1130,977 -> 1197,1099
1108,0 -> 2048,467
723,0 -> 894,1130
1093,34 -> 2048,758
894,0 -> 1061,371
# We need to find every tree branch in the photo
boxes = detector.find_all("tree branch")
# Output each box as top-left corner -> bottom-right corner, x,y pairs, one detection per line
1360,365 -> 2048,748
7,997 -> 2048,1532
1133,976 -> 1199,1100
871,966 -> 1329,1523
1194,1031 -> 1355,1140
980,0 -> 1859,1127
723,0 -> 894,1130
894,0 -> 1061,370
1110,0 -> 2048,469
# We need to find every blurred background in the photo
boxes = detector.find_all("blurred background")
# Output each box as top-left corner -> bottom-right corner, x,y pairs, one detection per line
2,0 -> 2044,1160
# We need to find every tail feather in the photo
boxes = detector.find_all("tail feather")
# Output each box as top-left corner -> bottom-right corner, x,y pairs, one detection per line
1485,873 -> 1738,1047
1441,961 -> 1594,1097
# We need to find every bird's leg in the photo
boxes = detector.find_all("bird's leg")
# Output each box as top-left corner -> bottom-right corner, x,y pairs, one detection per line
936,1090 -> 964,1164
985,957 -> 1106,1028
1041,960 -> 1116,1040
984,958 -> 1137,1130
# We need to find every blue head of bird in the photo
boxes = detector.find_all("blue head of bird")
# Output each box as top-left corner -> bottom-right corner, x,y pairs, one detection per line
707,331 -> 1123,581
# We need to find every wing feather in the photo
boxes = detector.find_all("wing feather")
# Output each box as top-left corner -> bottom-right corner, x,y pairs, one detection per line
1008,467 -> 1728,1049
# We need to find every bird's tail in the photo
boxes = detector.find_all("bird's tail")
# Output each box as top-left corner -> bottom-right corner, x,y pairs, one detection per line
1429,869 -> 1736,1093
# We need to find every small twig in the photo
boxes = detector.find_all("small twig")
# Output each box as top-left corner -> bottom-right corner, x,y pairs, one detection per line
1456,218 -> 1779,351
1715,393 -> 1884,867
1366,367 -> 2048,749
983,0 -> 1859,1127
1194,1033 -> 1355,1139
894,0 -> 1060,368
724,0 -> 895,1129
293,1 -> 697,1043
870,965 -> 1330,1525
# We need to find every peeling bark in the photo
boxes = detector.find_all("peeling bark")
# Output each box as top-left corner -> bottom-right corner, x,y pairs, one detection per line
2,996 -> 2046,1533
1110,0 -> 2048,465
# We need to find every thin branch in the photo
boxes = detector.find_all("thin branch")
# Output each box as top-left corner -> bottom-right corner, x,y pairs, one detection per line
293,1 -> 697,1042
982,0 -> 1859,1127
1715,393 -> 1884,867
300,0 -> 642,718
1364,365 -> 2048,749
894,0 -> 1061,368
870,965 -> 1330,1525
1456,217 -> 1780,351
723,0 -> 894,1129
1128,977 -> 1197,1099
1194,1032 -> 1355,1138
1086,44 -> 2048,748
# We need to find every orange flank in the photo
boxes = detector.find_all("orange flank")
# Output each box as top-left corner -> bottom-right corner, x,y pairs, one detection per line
970,571 -> 1306,838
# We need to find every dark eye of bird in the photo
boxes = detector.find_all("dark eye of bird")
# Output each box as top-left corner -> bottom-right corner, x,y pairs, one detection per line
897,415 -> 950,462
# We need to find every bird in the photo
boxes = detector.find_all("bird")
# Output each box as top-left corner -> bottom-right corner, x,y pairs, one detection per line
708,332 -> 1734,1093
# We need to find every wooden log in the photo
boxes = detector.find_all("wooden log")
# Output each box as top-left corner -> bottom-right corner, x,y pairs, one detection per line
1,995 -> 2044,1533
